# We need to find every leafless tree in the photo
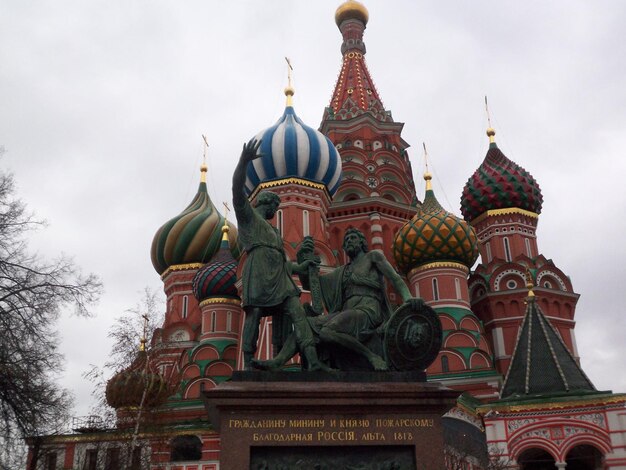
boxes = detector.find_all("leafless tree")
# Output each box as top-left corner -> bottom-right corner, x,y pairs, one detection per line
0,157 -> 102,470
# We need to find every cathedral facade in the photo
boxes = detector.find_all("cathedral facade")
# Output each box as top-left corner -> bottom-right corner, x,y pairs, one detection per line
28,2 -> 626,470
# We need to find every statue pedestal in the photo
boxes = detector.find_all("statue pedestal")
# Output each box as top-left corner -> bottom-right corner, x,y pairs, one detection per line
203,371 -> 459,469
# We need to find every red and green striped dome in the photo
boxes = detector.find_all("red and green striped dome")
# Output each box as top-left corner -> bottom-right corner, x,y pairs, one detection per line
461,132 -> 543,222
393,175 -> 479,273
192,227 -> 239,301
150,167 -> 240,275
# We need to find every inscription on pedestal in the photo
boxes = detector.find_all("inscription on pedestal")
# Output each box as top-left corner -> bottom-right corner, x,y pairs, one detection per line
228,416 -> 435,445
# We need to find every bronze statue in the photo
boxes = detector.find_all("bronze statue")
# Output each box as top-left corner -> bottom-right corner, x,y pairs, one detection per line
232,139 -> 328,371
253,228 -> 424,371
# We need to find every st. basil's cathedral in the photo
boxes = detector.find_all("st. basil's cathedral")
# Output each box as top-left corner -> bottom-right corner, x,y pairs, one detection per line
28,2 -> 626,469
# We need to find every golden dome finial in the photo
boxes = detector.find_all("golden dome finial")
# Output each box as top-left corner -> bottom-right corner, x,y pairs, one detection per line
284,57 -> 295,106
423,142 -> 433,191
221,202 -> 231,241
525,268 -> 535,298
335,1 -> 369,27
139,313 -> 149,352
485,96 -> 496,144
201,134 -> 209,183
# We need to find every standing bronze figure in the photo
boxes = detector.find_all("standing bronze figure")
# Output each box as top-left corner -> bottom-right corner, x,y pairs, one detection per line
232,139 -> 327,371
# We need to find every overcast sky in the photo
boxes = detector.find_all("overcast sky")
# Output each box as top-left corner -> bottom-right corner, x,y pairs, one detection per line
1,1 -> 625,417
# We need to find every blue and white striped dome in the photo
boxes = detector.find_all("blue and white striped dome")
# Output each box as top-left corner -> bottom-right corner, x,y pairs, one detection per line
244,105 -> 342,196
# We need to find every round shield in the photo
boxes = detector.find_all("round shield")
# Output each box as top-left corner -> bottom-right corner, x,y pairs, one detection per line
384,302 -> 442,371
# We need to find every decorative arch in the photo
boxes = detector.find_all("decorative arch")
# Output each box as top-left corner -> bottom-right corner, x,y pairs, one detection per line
492,268 -> 525,292
459,316 -> 480,332
469,351 -> 491,369
205,361 -> 234,378
192,345 -> 220,362
444,331 -> 478,349
183,378 -> 217,399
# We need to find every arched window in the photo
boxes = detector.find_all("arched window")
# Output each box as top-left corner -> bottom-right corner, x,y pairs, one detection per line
182,295 -> 188,319
525,238 -> 532,257
454,278 -> 461,300
441,355 -> 449,373
432,278 -> 440,301
226,311 -> 232,332
486,242 -> 492,263
302,210 -> 310,237
171,435 -> 202,461
503,237 -> 512,262
211,311 -> 217,332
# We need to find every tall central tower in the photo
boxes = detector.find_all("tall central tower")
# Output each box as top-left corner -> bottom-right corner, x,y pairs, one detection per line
321,1 -> 418,281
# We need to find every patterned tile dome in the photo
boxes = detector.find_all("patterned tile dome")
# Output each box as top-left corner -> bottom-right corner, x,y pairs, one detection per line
244,90 -> 342,196
461,129 -> 543,222
393,174 -> 479,273
151,165 -> 239,275
192,226 -> 239,301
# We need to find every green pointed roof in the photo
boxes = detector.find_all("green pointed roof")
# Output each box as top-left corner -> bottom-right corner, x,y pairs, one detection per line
500,296 -> 596,400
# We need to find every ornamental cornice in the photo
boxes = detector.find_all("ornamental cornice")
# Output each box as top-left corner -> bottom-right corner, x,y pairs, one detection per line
161,263 -> 204,279
199,297 -> 241,307
471,208 -> 539,226
477,394 -> 626,415
250,178 -> 329,200
408,261 -> 469,276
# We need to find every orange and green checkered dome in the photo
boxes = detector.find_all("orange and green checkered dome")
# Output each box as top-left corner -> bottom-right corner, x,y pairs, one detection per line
393,176 -> 479,274
461,137 -> 543,222
150,175 -> 240,275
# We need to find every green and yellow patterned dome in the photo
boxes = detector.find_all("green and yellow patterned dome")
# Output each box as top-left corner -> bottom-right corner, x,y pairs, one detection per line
151,164 -> 240,275
393,173 -> 479,274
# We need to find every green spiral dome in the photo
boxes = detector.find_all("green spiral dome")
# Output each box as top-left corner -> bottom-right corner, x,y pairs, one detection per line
151,169 -> 239,275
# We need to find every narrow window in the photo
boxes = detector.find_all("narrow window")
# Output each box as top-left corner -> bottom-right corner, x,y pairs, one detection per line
455,278 -> 461,300
131,447 -> 142,470
182,295 -> 188,319
441,355 -> 449,373
503,237 -> 512,262
486,242 -> 492,263
432,278 -> 440,301
276,209 -> 284,236
226,311 -> 232,332
302,210 -> 310,237
105,448 -> 120,470
46,453 -> 57,470
211,311 -> 217,332
525,238 -> 532,257
84,450 -> 98,470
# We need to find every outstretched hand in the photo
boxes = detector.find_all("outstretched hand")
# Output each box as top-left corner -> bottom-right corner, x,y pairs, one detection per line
240,138 -> 263,164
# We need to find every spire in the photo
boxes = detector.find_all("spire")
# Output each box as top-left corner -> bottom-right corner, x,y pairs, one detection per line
284,57 -> 295,107
423,143 -> 433,191
201,134 -> 209,183
221,202 -> 231,244
485,96 -> 497,147
500,292 -> 596,399
327,1 -> 389,122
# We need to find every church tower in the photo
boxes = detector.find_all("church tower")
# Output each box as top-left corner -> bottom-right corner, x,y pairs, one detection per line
462,127 -> 580,377
321,1 -> 418,270
393,168 -> 500,400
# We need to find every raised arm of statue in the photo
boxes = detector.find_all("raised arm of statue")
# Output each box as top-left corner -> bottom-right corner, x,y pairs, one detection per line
232,139 -> 262,215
